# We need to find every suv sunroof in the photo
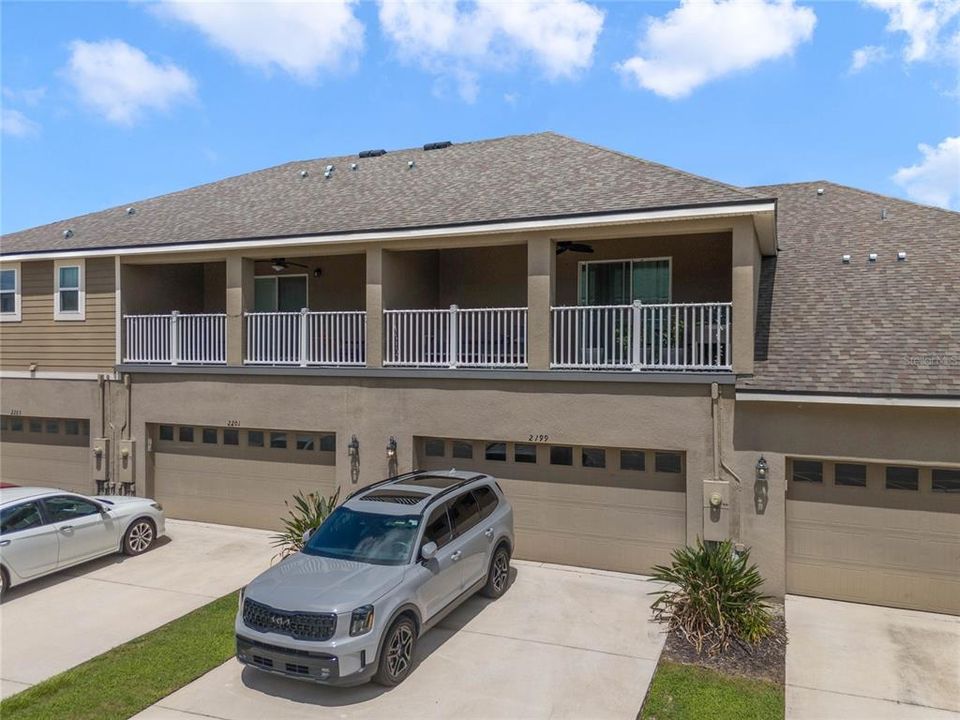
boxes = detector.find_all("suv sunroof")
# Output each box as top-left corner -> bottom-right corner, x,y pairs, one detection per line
399,475 -> 465,489
360,489 -> 429,505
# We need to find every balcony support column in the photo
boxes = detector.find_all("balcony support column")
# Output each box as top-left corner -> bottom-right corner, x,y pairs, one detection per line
226,255 -> 254,366
527,235 -> 555,370
366,245 -> 384,368
731,218 -> 757,375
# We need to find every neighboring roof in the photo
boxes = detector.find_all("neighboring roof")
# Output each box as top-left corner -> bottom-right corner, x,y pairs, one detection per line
0,132 -> 768,256
742,181 -> 960,398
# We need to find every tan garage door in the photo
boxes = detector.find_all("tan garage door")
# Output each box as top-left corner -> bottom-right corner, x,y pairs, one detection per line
786,458 -> 960,614
150,424 -> 337,530
418,437 -> 686,575
0,415 -> 91,494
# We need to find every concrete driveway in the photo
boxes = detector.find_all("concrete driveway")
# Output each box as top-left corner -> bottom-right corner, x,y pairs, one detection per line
0,519 -> 274,699
786,595 -> 960,719
134,561 -> 665,720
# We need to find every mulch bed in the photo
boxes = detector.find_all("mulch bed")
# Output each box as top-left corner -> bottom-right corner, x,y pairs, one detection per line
659,603 -> 787,685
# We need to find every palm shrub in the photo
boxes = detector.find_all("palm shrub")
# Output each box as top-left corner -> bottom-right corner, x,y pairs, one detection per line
271,487 -> 341,560
650,538 -> 776,655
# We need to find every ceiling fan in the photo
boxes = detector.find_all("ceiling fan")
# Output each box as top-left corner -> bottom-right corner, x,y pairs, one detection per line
262,258 -> 309,273
556,241 -> 594,255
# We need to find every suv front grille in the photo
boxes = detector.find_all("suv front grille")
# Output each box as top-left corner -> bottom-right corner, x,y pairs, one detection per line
242,598 -> 337,641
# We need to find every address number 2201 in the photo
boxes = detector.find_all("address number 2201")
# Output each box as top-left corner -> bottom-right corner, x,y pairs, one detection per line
528,434 -> 550,443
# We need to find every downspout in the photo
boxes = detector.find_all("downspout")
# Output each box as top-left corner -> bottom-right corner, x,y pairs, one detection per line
121,373 -> 131,440
711,382 -> 744,547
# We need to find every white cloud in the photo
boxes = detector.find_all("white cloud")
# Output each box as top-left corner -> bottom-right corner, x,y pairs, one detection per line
849,44 -> 889,73
617,0 -> 816,99
155,0 -> 364,82
65,40 -> 195,125
861,0 -> 960,63
1,108 -> 40,137
379,0 -> 604,101
893,136 -> 960,209
2,85 -> 47,106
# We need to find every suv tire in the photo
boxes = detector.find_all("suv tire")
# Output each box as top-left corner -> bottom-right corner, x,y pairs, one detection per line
374,616 -> 417,686
480,544 -> 510,599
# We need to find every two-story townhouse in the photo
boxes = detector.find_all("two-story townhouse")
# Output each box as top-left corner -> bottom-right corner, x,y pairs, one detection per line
1,133 -> 957,614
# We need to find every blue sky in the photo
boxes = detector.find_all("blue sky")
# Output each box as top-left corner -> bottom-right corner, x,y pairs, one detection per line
2,0 -> 958,235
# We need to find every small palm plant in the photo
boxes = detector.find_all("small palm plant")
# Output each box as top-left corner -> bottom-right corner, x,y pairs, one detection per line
271,487 -> 340,561
650,538 -> 776,655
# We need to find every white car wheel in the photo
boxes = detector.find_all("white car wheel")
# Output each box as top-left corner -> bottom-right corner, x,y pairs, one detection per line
124,519 -> 155,556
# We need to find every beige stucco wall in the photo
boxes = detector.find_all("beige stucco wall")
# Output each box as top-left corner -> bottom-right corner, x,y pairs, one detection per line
0,258 -> 116,373
437,245 -> 528,308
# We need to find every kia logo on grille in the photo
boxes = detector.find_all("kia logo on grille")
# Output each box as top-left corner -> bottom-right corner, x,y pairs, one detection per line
271,615 -> 291,628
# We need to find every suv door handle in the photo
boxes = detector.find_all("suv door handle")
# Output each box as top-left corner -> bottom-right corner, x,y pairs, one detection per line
0,539 -> 10,547
484,528 -> 494,538
59,526 -> 74,533
450,550 -> 462,561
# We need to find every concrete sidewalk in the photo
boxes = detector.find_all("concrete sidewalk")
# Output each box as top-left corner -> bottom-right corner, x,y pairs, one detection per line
0,519 -> 275,699
786,595 -> 960,719
134,561 -> 666,720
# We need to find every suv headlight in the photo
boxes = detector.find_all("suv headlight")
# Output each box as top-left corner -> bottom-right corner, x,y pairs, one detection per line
238,586 -> 246,611
350,605 -> 375,636
150,502 -> 163,511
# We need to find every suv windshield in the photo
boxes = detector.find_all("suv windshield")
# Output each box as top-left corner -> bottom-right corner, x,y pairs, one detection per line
303,507 -> 421,566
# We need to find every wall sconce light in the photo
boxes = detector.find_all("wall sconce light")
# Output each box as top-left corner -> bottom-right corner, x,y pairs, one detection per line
93,445 -> 104,457
386,437 -> 397,459
348,435 -> 359,459
756,456 -> 768,480
313,268 -> 322,279
120,447 -> 130,459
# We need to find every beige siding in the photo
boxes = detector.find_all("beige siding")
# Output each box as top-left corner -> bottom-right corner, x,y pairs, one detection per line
0,258 -> 116,372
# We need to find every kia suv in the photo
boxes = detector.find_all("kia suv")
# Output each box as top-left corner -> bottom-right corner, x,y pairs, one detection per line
235,469 -> 514,687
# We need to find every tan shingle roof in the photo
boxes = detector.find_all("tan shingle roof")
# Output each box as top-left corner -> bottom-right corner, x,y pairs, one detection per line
1,132 -> 764,255
742,181 -> 960,398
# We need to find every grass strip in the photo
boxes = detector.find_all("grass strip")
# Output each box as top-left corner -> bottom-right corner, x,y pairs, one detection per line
0,590 -> 240,720
640,659 -> 784,720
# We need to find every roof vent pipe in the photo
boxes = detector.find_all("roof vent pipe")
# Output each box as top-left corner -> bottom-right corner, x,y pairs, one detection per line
897,251 -> 907,261
868,253 -> 878,262
816,187 -> 824,196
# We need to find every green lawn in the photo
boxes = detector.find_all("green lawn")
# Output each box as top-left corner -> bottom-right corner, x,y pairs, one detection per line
0,591 -> 240,720
640,660 -> 784,720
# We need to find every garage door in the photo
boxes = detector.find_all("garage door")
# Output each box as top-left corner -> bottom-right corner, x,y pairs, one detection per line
786,458 -> 960,614
418,437 -> 686,575
0,415 -> 91,494
150,424 -> 337,530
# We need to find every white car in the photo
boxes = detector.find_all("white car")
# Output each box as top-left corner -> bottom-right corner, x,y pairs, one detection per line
0,486 -> 166,598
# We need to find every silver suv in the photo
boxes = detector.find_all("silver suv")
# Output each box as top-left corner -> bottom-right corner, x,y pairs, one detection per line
236,469 -> 514,687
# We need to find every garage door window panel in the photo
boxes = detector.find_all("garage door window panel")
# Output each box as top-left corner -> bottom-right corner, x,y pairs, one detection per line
886,466 -> 918,491
932,469 -> 960,493
296,435 -> 315,451
514,444 -> 537,464
424,439 -> 445,457
793,460 -> 823,483
223,429 -> 239,446
550,446 -> 573,466
202,428 -> 218,445
485,442 -> 506,462
29,419 -> 42,434
9,417 -> 23,432
247,431 -> 264,448
582,448 -> 606,469
620,450 -> 646,472
46,420 -> 60,434
835,463 -> 867,488
655,452 -> 682,474
178,427 -> 194,443
319,435 -> 335,452
270,432 -> 288,449
452,441 -> 473,460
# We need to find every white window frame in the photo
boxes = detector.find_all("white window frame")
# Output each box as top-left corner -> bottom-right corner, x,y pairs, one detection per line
253,273 -> 309,312
0,263 -> 21,322
577,256 -> 672,305
54,258 -> 85,321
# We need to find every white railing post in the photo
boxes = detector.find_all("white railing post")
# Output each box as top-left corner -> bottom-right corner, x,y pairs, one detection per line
448,304 -> 458,368
631,300 -> 642,372
170,311 -> 180,365
298,307 -> 308,367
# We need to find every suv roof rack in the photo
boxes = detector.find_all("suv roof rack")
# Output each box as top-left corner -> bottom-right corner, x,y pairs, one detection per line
428,474 -> 488,505
344,469 -> 423,503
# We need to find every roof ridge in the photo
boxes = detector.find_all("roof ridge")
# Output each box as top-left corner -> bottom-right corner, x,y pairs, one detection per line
751,180 -> 960,217
542,131 -> 769,201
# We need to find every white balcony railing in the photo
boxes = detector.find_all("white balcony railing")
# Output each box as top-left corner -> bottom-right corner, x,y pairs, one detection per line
551,302 -> 731,371
384,306 -> 527,368
245,310 -> 366,366
123,312 -> 227,365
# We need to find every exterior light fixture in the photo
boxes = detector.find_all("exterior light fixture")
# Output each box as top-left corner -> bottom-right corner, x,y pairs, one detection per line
756,456 -> 768,480
348,435 -> 359,459
386,437 -> 397,459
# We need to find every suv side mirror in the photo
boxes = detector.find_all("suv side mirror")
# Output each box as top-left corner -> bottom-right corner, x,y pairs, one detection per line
420,541 -> 438,561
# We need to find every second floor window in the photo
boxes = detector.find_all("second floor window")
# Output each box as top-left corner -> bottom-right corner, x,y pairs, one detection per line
254,275 -> 307,312
0,266 -> 19,321
55,260 -> 84,320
